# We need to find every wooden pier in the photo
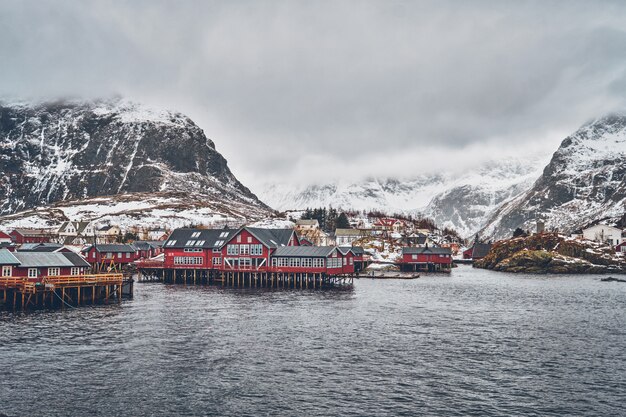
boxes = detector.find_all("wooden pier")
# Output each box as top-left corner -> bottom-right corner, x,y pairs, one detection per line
0,274 -> 134,310
137,267 -> 353,289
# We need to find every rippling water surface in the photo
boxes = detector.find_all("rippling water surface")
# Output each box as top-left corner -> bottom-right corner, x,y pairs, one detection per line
1,265 -> 626,416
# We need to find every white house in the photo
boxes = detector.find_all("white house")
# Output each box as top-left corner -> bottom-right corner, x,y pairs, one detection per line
57,221 -> 96,245
582,224 -> 623,246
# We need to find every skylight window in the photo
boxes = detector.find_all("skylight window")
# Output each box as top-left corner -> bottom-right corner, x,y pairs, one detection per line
186,240 -> 195,246
191,232 -> 201,238
215,240 -> 224,246
196,240 -> 205,246
166,240 -> 177,246
219,232 -> 229,238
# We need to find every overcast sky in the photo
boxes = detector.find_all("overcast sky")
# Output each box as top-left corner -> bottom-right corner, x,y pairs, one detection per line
2,0 -> 626,192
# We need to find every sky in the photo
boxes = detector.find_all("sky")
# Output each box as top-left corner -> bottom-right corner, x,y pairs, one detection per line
2,0 -> 626,193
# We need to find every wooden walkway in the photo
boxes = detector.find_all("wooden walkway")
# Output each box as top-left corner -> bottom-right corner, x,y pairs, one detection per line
0,274 -> 133,310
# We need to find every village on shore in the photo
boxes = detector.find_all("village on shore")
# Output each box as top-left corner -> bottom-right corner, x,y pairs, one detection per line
1,209 -> 625,310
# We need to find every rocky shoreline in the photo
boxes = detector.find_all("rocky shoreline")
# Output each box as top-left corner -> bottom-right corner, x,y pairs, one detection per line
474,233 -> 626,274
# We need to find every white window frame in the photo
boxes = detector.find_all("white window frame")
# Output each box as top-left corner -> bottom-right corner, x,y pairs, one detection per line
71,267 -> 81,276
1,266 -> 12,277
48,267 -> 60,276
28,268 -> 38,278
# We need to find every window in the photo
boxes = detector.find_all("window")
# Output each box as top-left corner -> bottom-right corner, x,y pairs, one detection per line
1,266 -> 11,277
166,240 -> 177,247
196,240 -> 205,246
349,258 -> 353,265
191,232 -> 201,238
215,240 -> 224,247
184,248 -> 202,253
186,240 -> 196,246
227,245 -> 239,255
240,244 -> 250,255
240,258 -> 252,268
343,258 -> 347,266
71,267 -> 80,276
28,268 -> 38,278
126,252 -> 131,258
117,252 -> 122,258
219,231 -> 229,238
271,258 -> 277,267
92,252 -> 96,259
237,235 -> 242,243
247,236 -> 252,243
213,257 -> 222,265
250,244 -> 263,255
412,254 -> 417,260
48,267 -> 60,276
174,257 -> 204,265
213,247 -> 221,253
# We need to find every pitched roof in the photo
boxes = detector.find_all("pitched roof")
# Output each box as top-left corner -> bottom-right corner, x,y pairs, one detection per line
245,227 -> 294,248
58,221 -> 92,234
17,243 -> 64,252
350,246 -> 365,255
296,219 -> 319,226
12,252 -> 89,268
0,249 -> 20,265
11,228 -> 54,237
273,246 -> 336,257
402,247 -> 452,255
83,244 -> 137,253
132,241 -> 157,251
335,228 -> 363,236
164,228 -> 239,249
0,231 -> 11,239
471,243 -> 492,258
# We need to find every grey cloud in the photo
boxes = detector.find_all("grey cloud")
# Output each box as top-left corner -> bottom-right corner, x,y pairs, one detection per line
1,0 -> 626,190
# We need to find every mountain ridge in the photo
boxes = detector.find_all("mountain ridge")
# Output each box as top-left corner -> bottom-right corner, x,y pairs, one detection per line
0,98 -> 269,216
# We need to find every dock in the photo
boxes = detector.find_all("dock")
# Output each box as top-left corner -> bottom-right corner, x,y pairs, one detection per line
137,263 -> 353,289
0,274 -> 134,310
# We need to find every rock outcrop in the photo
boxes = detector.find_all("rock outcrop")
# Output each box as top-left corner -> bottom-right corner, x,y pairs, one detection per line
474,233 -> 626,274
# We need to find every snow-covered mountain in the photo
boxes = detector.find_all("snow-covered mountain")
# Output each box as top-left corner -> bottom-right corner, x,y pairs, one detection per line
481,113 -> 626,240
0,98 -> 272,227
256,157 -> 546,237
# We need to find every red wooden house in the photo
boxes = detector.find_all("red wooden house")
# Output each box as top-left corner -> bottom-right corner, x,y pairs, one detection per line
401,246 -> 452,272
82,244 -> 139,265
0,249 -> 90,280
0,231 -> 11,243
616,241 -> 626,253
219,227 -> 298,272
271,246 -> 353,275
157,226 -> 358,277
10,228 -> 55,244
161,228 -> 239,269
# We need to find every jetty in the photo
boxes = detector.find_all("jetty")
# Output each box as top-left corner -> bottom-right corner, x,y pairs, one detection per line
0,274 -> 133,310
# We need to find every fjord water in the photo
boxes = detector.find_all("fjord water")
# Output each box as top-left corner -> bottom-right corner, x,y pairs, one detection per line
1,266 -> 625,417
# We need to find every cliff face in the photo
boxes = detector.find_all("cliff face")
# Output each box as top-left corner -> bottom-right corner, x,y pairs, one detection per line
481,114 -> 626,239
0,99 -> 267,215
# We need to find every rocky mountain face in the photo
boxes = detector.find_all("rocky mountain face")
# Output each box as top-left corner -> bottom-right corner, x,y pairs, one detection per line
258,158 -> 544,238
0,99 -> 270,220
481,114 -> 626,240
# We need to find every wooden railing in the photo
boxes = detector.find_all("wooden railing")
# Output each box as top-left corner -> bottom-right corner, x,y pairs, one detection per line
0,277 -> 25,289
0,274 -> 125,292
